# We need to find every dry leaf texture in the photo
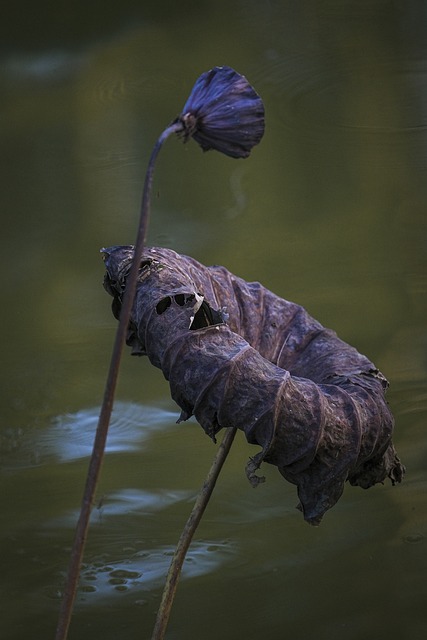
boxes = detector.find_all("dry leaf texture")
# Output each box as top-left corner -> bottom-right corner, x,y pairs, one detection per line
102,245 -> 404,524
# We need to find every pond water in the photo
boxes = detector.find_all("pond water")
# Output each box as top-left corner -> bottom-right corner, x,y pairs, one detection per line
1,1 -> 426,639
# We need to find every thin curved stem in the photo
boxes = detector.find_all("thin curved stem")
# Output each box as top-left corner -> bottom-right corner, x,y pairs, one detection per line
151,426 -> 237,640
55,121 -> 183,640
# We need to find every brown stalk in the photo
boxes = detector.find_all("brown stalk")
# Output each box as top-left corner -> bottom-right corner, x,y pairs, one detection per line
151,426 -> 237,640
54,121 -> 183,640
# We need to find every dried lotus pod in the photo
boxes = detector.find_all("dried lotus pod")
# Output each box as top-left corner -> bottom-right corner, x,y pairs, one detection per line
102,245 -> 404,525
175,65 -> 265,158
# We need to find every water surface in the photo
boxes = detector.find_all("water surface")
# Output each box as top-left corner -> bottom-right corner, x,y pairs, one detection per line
1,2 -> 426,639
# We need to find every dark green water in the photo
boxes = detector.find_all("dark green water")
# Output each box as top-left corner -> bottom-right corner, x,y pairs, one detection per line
1,2 -> 426,639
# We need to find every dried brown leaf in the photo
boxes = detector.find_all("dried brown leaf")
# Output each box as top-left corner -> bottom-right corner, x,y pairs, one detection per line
102,245 -> 404,524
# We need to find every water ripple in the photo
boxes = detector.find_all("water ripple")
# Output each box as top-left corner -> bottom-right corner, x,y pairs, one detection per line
254,54 -> 427,133
75,540 -> 236,603
46,487 -> 193,528
43,401 -> 177,463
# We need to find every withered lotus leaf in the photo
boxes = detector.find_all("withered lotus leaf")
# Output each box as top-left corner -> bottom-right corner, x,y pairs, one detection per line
102,245 -> 404,525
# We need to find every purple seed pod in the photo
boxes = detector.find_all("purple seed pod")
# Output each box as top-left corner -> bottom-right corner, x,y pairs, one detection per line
176,66 -> 265,159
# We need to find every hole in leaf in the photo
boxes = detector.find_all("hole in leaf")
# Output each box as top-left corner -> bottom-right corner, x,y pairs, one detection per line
173,293 -> 196,306
156,297 -> 172,315
190,301 -> 224,330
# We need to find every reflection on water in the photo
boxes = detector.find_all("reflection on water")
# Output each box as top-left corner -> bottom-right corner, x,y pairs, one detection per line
48,487 -> 193,527
1,1 -> 427,639
1,50 -> 84,84
45,402 -> 177,462
0,402 -> 177,471
77,540 -> 235,603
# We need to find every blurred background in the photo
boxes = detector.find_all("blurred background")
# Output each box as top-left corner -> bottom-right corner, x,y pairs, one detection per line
1,1 -> 426,638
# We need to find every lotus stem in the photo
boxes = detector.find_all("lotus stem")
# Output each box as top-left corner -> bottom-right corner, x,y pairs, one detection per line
151,426 -> 237,640
54,121 -> 184,640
